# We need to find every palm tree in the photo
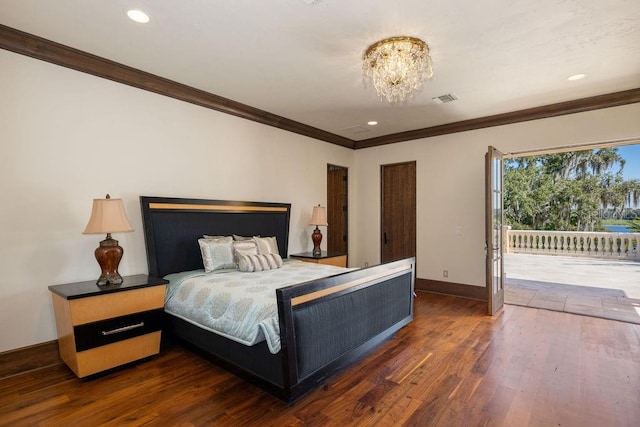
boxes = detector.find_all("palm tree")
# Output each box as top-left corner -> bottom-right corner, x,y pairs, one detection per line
588,148 -> 625,177
622,179 -> 640,212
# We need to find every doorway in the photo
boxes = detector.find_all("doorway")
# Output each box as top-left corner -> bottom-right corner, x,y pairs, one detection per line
327,164 -> 348,256
502,139 -> 640,323
381,161 -> 416,263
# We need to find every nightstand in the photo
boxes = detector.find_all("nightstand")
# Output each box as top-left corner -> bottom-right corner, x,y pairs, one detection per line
290,251 -> 347,268
49,275 -> 168,378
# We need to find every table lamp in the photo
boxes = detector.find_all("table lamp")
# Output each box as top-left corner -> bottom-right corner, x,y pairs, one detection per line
83,194 -> 134,286
309,205 -> 328,256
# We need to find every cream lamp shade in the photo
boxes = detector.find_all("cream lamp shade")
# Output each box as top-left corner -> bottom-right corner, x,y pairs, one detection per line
309,205 -> 328,227
83,196 -> 134,234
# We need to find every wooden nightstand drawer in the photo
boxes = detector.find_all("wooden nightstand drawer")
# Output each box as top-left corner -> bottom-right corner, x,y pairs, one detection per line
74,332 -> 162,378
314,255 -> 347,267
69,286 -> 165,325
74,308 -> 164,352
290,252 -> 347,268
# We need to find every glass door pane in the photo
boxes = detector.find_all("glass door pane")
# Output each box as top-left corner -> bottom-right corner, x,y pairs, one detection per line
486,146 -> 504,315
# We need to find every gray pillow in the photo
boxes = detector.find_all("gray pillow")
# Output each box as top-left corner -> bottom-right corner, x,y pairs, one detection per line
254,236 -> 279,255
198,237 -> 235,272
238,253 -> 283,272
233,234 -> 255,241
232,240 -> 258,264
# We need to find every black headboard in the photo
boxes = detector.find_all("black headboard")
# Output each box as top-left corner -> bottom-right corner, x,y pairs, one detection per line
140,196 -> 291,278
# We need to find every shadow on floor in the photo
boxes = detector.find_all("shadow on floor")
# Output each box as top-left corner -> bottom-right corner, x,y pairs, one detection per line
506,278 -> 640,324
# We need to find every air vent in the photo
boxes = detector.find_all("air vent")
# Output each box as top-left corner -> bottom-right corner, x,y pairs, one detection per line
432,93 -> 458,104
340,125 -> 370,135
300,0 -> 321,4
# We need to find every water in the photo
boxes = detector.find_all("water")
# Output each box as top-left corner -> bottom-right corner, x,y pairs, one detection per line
603,224 -> 632,233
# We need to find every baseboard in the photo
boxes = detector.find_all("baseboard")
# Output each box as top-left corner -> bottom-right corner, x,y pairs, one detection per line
0,340 -> 62,379
416,278 -> 487,301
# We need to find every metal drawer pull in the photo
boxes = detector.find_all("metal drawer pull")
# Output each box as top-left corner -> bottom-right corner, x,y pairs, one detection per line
102,322 -> 144,336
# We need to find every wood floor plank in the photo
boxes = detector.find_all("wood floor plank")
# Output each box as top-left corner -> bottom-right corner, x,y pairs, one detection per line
0,340 -> 61,380
1,293 -> 638,426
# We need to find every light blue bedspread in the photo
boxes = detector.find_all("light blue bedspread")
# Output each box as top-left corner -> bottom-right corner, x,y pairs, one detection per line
164,260 -> 351,354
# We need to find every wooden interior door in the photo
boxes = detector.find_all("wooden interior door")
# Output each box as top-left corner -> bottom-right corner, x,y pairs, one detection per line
485,146 -> 505,315
327,164 -> 348,255
381,161 -> 416,263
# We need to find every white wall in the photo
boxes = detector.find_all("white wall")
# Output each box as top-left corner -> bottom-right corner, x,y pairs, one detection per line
353,103 -> 640,287
2,45 -> 639,353
0,49 -> 355,353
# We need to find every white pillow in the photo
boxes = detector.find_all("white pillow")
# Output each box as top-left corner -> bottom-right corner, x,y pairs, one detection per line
238,253 -> 283,272
233,234 -> 255,241
198,237 -> 235,272
254,236 -> 279,255
232,240 -> 258,264
203,235 -> 228,240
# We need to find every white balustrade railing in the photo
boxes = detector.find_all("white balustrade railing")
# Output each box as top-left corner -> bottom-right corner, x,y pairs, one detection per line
505,228 -> 640,260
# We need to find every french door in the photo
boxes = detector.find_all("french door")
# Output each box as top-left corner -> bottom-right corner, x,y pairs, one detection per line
485,146 -> 504,315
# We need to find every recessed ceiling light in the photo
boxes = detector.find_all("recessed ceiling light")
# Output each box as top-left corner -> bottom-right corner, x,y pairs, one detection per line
567,73 -> 587,81
127,9 -> 150,24
367,121 -> 378,126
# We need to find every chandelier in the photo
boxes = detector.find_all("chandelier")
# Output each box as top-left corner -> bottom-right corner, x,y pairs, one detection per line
362,36 -> 433,104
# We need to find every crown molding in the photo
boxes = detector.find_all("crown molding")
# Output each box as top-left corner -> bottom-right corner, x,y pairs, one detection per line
1,24 -> 638,151
0,24 -> 355,149
354,88 -> 640,149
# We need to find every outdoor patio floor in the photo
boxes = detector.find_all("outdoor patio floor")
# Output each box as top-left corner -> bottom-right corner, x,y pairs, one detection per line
504,253 -> 640,324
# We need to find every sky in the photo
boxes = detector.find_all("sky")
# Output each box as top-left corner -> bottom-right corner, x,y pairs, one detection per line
616,144 -> 640,180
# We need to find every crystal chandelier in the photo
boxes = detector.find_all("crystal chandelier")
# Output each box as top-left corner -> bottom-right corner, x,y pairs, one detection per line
362,36 -> 433,104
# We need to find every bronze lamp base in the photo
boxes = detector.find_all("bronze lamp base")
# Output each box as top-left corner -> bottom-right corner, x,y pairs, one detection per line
311,227 -> 323,256
95,233 -> 124,286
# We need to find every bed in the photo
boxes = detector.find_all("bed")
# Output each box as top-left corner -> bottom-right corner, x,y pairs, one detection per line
140,196 -> 415,402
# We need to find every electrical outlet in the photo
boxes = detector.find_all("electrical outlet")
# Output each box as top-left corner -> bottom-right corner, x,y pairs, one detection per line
443,270 -> 448,278
364,262 -> 369,268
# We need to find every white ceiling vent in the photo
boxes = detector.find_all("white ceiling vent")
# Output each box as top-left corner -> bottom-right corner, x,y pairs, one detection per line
340,125 -> 370,135
300,0 -> 321,4
432,93 -> 458,104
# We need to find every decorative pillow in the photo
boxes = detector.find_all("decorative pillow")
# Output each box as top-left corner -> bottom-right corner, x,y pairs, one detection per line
238,253 -> 283,272
233,234 -> 255,241
198,237 -> 235,272
203,235 -> 227,240
232,240 -> 258,264
254,236 -> 279,255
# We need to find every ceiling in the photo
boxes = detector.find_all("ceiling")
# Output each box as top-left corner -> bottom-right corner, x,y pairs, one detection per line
1,0 -> 639,144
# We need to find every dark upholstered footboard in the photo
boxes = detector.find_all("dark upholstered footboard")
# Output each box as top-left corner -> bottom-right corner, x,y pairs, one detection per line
278,257 -> 415,402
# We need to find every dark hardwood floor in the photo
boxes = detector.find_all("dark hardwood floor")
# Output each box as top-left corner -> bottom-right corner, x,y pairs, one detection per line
1,292 -> 639,426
